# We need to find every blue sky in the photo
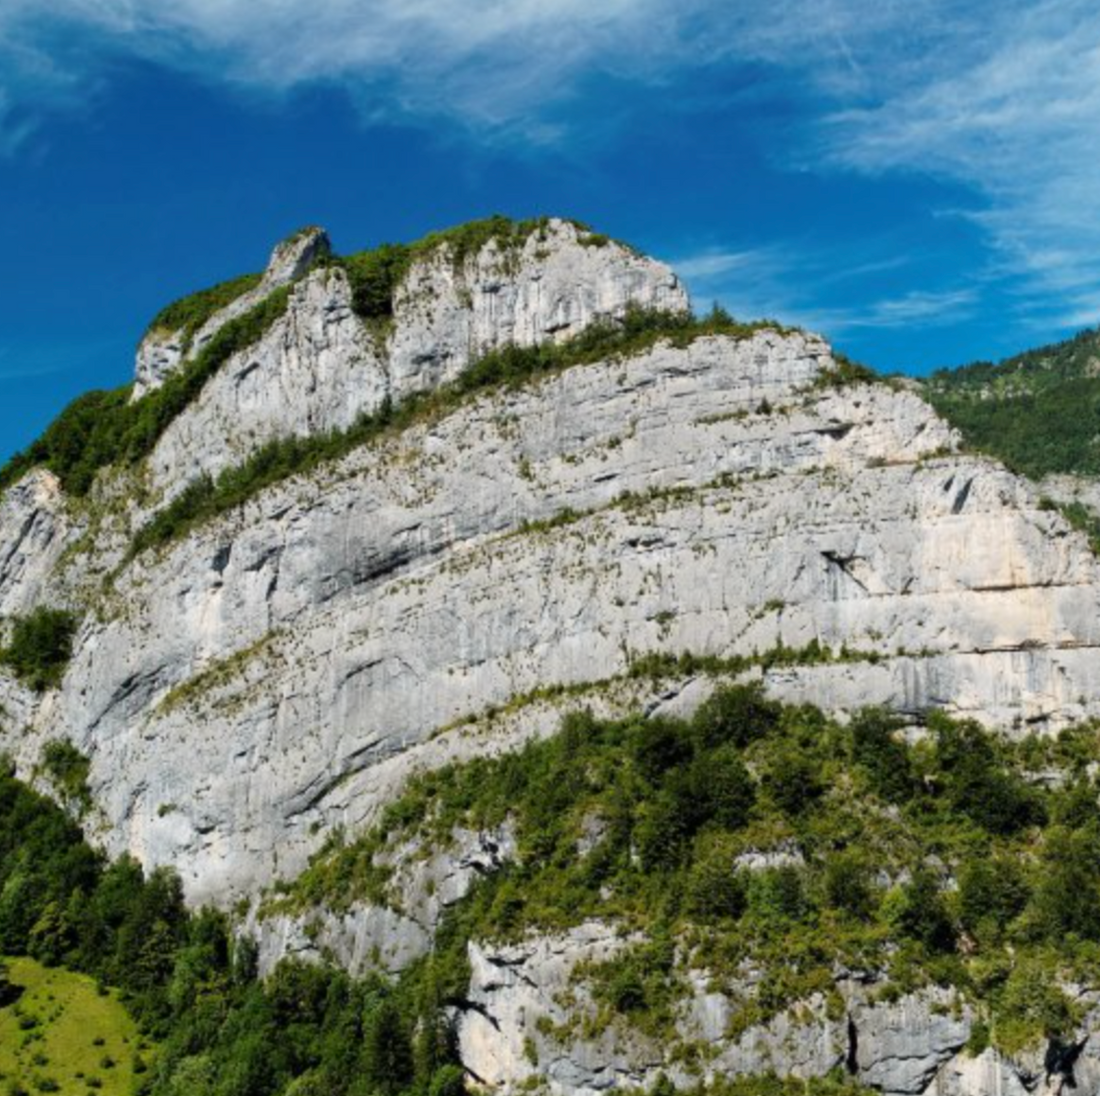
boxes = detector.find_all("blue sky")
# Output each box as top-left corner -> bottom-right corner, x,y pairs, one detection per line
1,0 -> 1099,462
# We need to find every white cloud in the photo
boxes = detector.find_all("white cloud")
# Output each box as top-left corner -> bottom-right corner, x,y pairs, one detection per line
5,0 -> 1100,334
818,0 -> 1100,325
0,0 -> 705,138
672,241 -> 976,336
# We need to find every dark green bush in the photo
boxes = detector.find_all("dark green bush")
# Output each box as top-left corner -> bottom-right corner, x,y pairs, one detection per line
823,852 -> 874,920
690,683 -> 781,750
761,746 -> 824,816
933,716 -> 1046,835
1,608 -> 78,691
686,837 -> 746,921
691,745 -> 756,830
746,866 -> 810,922
849,708 -> 914,803
1027,824 -> 1100,940
957,856 -> 1029,939
887,869 -> 954,952
340,243 -> 412,322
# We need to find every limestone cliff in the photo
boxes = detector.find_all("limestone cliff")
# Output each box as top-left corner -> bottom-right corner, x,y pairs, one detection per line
2,217 -> 1099,1096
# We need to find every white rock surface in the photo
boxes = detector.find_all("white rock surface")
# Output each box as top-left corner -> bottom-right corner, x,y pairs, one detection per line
386,219 -> 686,397
8,224 -> 1100,1095
0,469 -> 73,619
142,219 -> 687,495
133,227 -> 332,400
4,319 -> 1100,905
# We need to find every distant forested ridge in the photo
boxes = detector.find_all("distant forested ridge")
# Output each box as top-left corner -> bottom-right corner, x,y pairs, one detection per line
924,327 -> 1100,479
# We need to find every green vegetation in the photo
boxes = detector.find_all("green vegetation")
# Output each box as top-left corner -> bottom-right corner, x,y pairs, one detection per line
40,739 -> 92,815
0,955 -> 144,1096
274,686 -> 1100,1058
5,683 -> 1100,1090
0,288 -> 294,497
925,326 -> 1100,478
0,752 -> 466,1096
146,272 -> 262,348
0,607 -> 78,691
815,350 -> 879,389
129,304 -> 793,557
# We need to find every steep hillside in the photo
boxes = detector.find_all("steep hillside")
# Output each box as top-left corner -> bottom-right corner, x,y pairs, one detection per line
923,326 -> 1100,479
3,216 -> 1100,1096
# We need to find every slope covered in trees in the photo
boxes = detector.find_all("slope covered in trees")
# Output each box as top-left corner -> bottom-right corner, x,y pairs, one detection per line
6,676 -> 1100,1094
924,327 -> 1100,478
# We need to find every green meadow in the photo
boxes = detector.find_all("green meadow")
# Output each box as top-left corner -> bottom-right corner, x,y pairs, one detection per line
0,957 -> 148,1096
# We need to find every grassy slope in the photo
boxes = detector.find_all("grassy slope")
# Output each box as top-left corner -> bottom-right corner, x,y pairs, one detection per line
0,957 -> 148,1095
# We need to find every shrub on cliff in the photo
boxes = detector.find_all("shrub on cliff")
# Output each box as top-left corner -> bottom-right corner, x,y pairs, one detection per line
0,607 -> 78,691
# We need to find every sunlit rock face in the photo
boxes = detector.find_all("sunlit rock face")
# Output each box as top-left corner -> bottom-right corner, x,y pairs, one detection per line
138,219 -> 688,499
4,222 -> 1100,1096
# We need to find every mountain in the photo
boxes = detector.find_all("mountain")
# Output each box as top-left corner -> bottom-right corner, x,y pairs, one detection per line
3,217 -> 1100,1096
924,326 -> 1100,480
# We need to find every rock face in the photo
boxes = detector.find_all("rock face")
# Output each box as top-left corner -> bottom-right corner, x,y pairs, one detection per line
142,219 -> 687,497
0,469 -> 69,619
4,259 -> 1100,903
6,220 -> 1100,1094
455,924 -> 973,1096
133,226 -> 332,400
457,925 -> 1100,1096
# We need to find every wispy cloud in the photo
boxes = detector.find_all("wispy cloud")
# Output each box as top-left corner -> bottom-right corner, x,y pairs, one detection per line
0,0 -> 712,141
817,0 -> 1100,326
5,0 -> 1100,337
671,240 -> 977,337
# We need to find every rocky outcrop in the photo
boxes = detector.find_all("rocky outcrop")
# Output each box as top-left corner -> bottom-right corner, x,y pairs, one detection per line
254,823 -> 517,978
455,923 -> 975,1096
142,219 -> 688,497
133,226 -> 332,400
386,219 -> 686,397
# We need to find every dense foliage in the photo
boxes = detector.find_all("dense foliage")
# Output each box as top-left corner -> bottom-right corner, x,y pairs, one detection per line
129,304 -> 794,556
279,685 -> 1100,1057
0,607 -> 78,691
925,327 -> 1100,478
0,756 -> 464,1096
